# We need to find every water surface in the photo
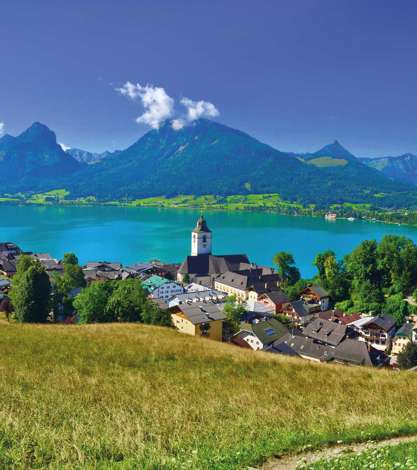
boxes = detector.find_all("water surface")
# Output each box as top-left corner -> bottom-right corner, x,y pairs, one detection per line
1,205 -> 417,277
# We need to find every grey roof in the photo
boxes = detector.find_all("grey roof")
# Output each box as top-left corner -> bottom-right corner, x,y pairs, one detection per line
177,302 -> 226,325
216,270 -> 280,291
178,254 -> 250,276
84,262 -> 122,271
332,339 -> 374,366
39,259 -> 64,272
302,318 -> 347,347
290,300 -> 315,318
273,334 -> 333,361
84,269 -> 121,281
193,216 -> 211,233
274,333 -> 385,367
124,263 -> 154,273
249,318 -> 288,346
0,242 -> 21,253
0,255 -> 16,274
371,315 -> 396,332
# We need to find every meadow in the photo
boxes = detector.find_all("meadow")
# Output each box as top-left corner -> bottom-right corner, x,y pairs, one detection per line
1,321 -> 417,469
302,440 -> 417,469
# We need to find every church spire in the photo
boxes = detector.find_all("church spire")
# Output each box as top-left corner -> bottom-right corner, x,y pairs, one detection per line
193,215 -> 211,233
191,216 -> 212,256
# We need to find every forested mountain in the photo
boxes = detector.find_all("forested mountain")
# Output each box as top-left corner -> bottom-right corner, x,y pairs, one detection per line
1,119 -> 417,208
0,122 -> 83,191
360,154 -> 417,186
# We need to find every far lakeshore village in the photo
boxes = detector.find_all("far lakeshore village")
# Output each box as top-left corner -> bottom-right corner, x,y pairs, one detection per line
2,215 -> 417,370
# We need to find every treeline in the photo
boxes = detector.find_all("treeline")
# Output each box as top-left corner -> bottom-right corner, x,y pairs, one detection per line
8,254 -> 169,326
276,234 -> 417,325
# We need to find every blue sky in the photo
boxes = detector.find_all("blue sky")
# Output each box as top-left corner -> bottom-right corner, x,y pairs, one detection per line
1,0 -> 417,156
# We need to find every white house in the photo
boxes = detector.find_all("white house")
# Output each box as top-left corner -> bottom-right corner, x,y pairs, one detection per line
142,275 -> 184,301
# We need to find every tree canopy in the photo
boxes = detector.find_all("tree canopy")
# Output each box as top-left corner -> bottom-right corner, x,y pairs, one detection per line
10,255 -> 51,323
273,251 -> 300,286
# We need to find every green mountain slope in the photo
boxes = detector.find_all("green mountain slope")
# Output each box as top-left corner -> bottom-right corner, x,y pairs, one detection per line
65,120 -> 417,207
1,119 -> 417,208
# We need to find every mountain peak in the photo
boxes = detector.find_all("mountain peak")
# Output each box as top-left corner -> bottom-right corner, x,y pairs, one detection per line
18,122 -> 57,146
314,140 -> 356,161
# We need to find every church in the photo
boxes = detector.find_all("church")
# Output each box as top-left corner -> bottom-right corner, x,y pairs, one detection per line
177,216 -> 252,286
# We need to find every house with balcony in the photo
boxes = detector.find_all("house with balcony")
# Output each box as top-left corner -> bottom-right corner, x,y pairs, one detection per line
349,315 -> 396,351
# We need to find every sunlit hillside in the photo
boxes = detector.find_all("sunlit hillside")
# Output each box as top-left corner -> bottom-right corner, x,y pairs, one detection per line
1,321 -> 417,469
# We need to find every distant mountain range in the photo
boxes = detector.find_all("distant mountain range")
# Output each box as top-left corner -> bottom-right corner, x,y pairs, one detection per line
1,119 -> 417,208
66,148 -> 121,165
360,154 -> 417,187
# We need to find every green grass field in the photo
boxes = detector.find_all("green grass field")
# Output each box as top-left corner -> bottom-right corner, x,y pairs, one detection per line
302,440 -> 417,469
307,156 -> 348,168
1,321 -> 417,469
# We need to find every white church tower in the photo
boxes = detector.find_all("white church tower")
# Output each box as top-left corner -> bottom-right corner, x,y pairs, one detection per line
191,216 -> 212,256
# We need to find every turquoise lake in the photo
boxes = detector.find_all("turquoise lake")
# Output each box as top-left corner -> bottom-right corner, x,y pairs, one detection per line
2,205 -> 417,277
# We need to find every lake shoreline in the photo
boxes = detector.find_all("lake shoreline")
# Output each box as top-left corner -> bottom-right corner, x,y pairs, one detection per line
0,197 -> 414,229
2,203 -> 417,278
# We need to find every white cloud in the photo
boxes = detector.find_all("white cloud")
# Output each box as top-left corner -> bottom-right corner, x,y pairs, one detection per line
0,122 -> 4,136
180,97 -> 219,122
116,82 -> 220,131
59,142 -> 71,151
117,81 -> 174,129
171,119 -> 185,130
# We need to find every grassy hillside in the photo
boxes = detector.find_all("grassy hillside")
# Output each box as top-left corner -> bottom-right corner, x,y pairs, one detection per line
306,156 -> 348,168
303,440 -> 417,469
1,322 -> 417,469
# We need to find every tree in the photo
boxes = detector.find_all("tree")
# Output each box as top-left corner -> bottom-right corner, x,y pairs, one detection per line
283,278 -> 308,301
383,294 -> 409,327
350,279 -> 384,314
398,342 -> 417,369
106,279 -> 147,322
73,281 -> 115,323
142,300 -> 172,326
377,235 -> 417,295
52,252 -> 86,318
222,295 -> 246,339
313,251 -> 350,302
345,240 -> 383,313
273,251 -> 300,286
10,258 -> 51,323
182,273 -> 190,284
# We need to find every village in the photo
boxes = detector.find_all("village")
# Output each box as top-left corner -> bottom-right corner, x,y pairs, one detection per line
1,216 -> 416,370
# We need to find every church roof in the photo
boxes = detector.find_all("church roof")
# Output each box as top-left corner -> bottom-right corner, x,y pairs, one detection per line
193,216 -> 211,233
178,254 -> 250,275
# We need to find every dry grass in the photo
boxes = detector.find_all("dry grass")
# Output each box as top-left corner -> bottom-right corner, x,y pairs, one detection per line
1,321 -> 417,469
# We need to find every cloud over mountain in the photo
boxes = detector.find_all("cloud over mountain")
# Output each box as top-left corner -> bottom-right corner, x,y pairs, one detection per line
116,82 -> 219,130
117,82 -> 174,129
0,122 -> 5,136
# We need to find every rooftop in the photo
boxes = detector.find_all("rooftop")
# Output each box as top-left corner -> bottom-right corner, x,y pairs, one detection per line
193,216 -> 211,233
142,275 -> 170,291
